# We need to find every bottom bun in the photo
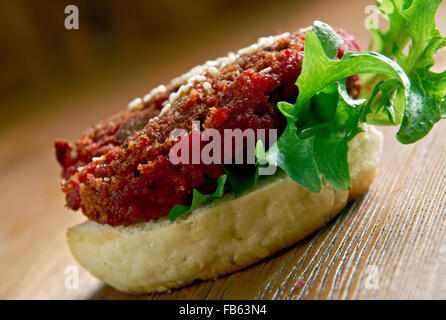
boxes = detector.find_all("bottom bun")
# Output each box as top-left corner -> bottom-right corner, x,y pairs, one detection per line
67,125 -> 383,294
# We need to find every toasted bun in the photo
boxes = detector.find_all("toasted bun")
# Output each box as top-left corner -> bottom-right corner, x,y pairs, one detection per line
67,125 -> 383,294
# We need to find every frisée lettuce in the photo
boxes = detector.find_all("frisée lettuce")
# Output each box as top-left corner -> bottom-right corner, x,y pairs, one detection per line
169,0 -> 445,221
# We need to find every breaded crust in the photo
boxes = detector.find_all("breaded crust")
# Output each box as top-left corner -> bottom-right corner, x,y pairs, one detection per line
58,27 -> 362,226
67,125 -> 383,294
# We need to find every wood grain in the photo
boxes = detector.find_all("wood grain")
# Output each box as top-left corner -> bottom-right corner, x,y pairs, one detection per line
0,0 -> 445,300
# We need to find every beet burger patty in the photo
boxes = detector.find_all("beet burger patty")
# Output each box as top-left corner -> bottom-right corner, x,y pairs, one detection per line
55,28 -> 361,226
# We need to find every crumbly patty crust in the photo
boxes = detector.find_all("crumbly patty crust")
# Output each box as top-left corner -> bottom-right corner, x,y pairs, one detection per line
56,28 -> 361,226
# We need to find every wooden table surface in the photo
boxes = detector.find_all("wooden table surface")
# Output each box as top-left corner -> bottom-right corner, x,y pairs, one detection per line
1,0 -> 445,300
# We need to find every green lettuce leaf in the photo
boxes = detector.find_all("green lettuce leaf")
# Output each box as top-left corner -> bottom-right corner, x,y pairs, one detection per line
168,0 -> 446,220
369,0 -> 446,143
265,1 -> 445,191
168,174 -> 228,221
313,135 -> 350,191
397,74 -> 442,143
266,118 -> 321,192
223,165 -> 259,197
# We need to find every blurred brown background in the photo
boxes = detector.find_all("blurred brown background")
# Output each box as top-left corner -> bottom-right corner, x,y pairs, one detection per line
0,0 -> 384,133
1,0 -> 445,300
1,0 -> 309,131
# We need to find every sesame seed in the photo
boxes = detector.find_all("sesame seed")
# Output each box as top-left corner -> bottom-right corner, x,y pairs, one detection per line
257,36 -> 274,48
143,93 -> 152,103
130,29 -> 310,110
152,84 -> 167,95
127,97 -> 143,110
178,84 -> 191,95
195,75 -> 206,82
171,76 -> 183,87
237,44 -> 258,56
159,103 -> 172,116
259,67 -> 272,74
205,60 -> 218,67
208,66 -> 218,76
168,91 -> 179,103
